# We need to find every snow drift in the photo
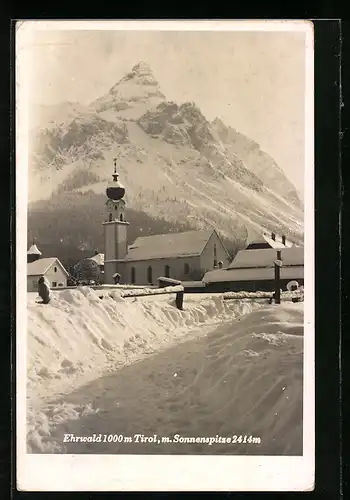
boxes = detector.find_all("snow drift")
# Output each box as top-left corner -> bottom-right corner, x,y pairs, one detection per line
27,289 -> 303,456
27,287 -> 256,400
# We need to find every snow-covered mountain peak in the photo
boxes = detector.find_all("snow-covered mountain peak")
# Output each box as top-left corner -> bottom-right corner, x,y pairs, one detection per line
28,61 -> 304,254
113,61 -> 160,89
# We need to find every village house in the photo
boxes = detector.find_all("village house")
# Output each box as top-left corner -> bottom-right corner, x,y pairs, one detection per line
202,240 -> 304,292
27,243 -> 69,291
73,252 -> 105,284
245,232 -> 295,250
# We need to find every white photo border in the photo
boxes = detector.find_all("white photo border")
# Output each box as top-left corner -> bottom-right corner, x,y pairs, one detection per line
16,19 -> 315,492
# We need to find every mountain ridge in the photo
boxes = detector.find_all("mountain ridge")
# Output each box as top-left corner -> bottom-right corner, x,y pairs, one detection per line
28,61 -> 304,260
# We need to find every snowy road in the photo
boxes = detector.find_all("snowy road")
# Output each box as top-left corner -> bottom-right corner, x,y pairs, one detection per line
27,302 -> 303,456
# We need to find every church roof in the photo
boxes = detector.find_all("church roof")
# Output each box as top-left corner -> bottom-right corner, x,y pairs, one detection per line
123,229 -> 214,261
27,257 -> 68,277
27,244 -> 42,255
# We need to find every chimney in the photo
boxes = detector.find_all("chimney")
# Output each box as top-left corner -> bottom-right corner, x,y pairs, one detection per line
271,232 -> 276,241
282,235 -> 286,246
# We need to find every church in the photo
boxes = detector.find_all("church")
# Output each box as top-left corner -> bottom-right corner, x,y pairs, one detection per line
101,161 -> 231,285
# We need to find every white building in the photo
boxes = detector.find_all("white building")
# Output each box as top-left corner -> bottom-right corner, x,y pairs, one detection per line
27,244 -> 69,291
203,246 -> 304,292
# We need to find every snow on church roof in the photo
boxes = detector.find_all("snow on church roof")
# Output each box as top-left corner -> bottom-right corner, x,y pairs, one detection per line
27,244 -> 42,255
123,230 -> 214,261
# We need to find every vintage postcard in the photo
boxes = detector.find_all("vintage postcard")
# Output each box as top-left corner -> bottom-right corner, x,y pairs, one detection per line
16,20 -> 314,491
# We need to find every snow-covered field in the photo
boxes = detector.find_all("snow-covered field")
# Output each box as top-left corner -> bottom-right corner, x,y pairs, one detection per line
26,288 -> 303,455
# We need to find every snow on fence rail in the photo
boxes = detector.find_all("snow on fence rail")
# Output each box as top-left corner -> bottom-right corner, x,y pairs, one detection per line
120,285 -> 184,298
223,290 -> 304,301
93,284 -> 152,290
51,284 -> 150,291
119,285 -> 185,310
51,284 -> 185,309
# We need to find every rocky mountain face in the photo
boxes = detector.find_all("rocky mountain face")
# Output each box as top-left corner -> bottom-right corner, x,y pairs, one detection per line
28,61 -> 304,262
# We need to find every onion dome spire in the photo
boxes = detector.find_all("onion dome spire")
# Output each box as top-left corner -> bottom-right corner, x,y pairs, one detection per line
106,158 -> 125,201
112,158 -> 119,181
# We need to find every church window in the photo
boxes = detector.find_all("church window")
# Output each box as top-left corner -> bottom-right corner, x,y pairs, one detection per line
54,267 -> 57,272
147,266 -> 153,284
184,263 -> 190,275
131,267 -> 136,284
52,282 -> 57,287
165,265 -> 170,278
213,243 -> 217,268
120,213 -> 124,221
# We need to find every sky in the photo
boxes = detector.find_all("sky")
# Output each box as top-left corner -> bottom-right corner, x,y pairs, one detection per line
19,24 -> 309,196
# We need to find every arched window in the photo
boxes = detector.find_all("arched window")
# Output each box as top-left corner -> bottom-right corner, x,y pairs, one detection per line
213,243 -> 217,268
165,265 -> 170,278
147,266 -> 153,284
131,267 -> 136,284
184,263 -> 190,275
120,213 -> 124,221
54,267 -> 57,273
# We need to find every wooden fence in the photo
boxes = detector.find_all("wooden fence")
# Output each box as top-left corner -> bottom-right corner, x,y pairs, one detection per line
223,290 -> 304,302
120,284 -> 185,310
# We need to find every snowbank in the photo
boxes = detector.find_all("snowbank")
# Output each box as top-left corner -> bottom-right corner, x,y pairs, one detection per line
27,287 -> 257,400
27,301 -> 304,455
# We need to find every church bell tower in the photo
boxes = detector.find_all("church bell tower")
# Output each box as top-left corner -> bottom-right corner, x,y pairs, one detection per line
102,159 -> 129,284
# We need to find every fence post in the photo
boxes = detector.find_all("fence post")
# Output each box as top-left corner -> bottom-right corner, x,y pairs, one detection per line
274,250 -> 282,304
175,291 -> 184,310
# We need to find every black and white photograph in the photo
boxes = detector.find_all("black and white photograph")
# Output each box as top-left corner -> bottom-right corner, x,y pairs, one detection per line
16,20 -> 314,491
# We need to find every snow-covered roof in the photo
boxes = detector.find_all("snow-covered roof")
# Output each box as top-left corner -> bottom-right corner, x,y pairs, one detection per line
123,230 -> 214,261
228,247 -> 304,270
87,253 -> 104,266
203,246 -> 304,284
246,233 -> 292,250
27,257 -> 68,277
27,244 -> 42,255
203,266 -> 304,283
